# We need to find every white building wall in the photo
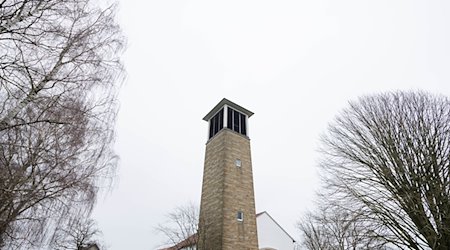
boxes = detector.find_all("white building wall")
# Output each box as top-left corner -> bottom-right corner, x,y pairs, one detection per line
257,212 -> 295,250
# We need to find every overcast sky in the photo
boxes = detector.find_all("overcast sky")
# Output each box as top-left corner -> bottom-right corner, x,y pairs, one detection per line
91,1 -> 450,249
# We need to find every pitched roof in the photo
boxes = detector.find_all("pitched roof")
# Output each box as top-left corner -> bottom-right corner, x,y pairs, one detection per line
203,98 -> 254,121
160,211 -> 295,249
256,211 -> 296,243
159,234 -> 197,250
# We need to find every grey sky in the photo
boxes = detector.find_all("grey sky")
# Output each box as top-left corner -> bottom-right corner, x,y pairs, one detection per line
91,1 -> 450,249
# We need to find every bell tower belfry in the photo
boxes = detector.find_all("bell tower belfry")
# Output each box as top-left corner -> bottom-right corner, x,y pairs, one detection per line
198,98 -> 259,250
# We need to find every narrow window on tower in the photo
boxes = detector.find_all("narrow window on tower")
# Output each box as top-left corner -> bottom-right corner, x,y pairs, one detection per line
218,108 -> 224,131
226,107 -> 247,137
209,119 -> 213,139
235,159 -> 242,167
227,107 -> 233,129
240,113 -> 246,135
237,211 -> 244,221
213,112 -> 219,135
209,108 -> 224,139
233,109 -> 240,132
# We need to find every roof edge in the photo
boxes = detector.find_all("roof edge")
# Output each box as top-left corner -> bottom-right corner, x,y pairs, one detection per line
256,211 -> 296,243
203,98 -> 254,121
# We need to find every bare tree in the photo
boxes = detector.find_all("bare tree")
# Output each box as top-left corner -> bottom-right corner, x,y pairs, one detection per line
298,211 -> 330,250
155,203 -> 199,249
50,213 -> 104,250
0,0 -> 124,248
319,91 -> 450,250
297,201 -> 390,250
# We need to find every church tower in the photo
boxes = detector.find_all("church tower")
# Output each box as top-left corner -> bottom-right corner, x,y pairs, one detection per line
198,98 -> 259,250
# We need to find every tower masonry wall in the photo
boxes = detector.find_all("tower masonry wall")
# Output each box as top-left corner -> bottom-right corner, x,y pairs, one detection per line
198,128 -> 258,250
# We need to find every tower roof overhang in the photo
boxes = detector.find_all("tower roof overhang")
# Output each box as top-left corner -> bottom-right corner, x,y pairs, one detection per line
203,98 -> 254,121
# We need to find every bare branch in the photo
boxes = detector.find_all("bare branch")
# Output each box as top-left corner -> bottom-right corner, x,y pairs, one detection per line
0,0 -> 124,248
318,91 -> 450,250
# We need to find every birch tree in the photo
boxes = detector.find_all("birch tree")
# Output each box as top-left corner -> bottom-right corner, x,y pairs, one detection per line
0,0 -> 124,248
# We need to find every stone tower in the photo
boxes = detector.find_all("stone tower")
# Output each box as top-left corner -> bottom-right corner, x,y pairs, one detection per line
198,98 -> 259,250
